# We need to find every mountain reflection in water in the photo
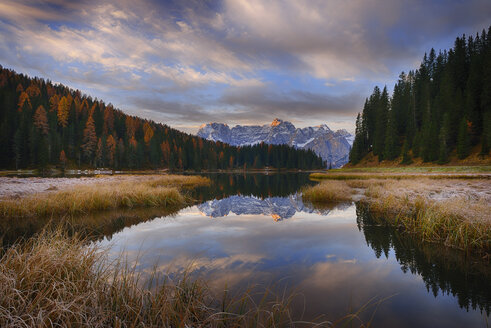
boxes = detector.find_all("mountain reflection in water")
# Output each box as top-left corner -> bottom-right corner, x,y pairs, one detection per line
197,194 -> 341,220
98,191 -> 489,327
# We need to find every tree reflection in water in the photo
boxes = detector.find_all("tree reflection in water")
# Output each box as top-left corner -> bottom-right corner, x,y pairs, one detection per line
356,203 -> 490,315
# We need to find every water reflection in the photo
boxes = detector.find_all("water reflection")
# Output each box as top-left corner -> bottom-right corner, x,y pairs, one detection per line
0,206 -> 182,248
98,196 -> 489,327
192,172 -> 316,202
3,173 -> 489,326
356,204 -> 490,315
197,194 -> 338,220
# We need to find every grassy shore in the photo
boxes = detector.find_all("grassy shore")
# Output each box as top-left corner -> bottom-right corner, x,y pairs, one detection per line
0,230 -> 297,327
331,165 -> 491,173
0,230 -> 383,327
304,173 -> 491,254
0,175 -> 210,219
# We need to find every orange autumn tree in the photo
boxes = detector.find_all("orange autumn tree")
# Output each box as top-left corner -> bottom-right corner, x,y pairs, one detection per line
49,94 -> 59,112
57,96 -> 70,128
143,122 -> 154,145
59,150 -> 67,168
17,91 -> 31,112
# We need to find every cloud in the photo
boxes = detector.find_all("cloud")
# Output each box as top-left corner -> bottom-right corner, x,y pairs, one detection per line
219,85 -> 363,123
0,0 -> 490,133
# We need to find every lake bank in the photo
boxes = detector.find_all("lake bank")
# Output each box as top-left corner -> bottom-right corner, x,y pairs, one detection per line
304,172 -> 491,254
0,175 -> 210,219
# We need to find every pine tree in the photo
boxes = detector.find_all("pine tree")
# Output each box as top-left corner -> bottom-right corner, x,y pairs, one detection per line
383,110 -> 399,160
456,118 -> 471,159
400,138 -> 412,164
95,138 -> 105,167
106,135 -> 116,167
373,86 -> 389,160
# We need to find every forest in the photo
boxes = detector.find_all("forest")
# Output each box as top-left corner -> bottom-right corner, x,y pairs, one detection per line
0,66 -> 325,171
350,26 -> 491,164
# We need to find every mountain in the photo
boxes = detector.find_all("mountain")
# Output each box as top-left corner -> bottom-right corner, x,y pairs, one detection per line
198,118 -> 353,168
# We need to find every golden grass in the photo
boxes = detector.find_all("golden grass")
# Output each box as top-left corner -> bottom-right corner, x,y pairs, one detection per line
302,180 -> 353,203
364,181 -> 491,252
304,176 -> 491,253
0,175 -> 210,219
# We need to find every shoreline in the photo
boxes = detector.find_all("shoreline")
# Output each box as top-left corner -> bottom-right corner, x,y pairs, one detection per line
0,175 -> 210,219
303,172 -> 491,254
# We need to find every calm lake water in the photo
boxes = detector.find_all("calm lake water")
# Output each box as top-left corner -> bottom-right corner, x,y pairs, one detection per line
6,173 -> 489,326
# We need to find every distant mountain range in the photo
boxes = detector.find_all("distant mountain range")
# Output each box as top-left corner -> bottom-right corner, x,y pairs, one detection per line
197,118 -> 354,168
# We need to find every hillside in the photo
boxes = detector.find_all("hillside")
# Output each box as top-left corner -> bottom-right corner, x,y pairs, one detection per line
0,66 -> 325,171
349,26 -> 491,166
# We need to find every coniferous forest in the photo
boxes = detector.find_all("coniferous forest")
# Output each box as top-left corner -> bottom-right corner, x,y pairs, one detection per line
350,26 -> 491,164
0,66 -> 325,171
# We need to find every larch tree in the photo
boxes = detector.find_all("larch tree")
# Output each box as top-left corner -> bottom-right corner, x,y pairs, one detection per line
33,105 -> 49,136
143,122 -> 154,145
57,96 -> 70,128
49,94 -> 59,112
81,114 -> 97,162
59,150 -> 67,169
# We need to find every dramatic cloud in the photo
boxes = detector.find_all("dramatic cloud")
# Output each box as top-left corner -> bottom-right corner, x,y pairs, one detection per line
0,0 -> 490,132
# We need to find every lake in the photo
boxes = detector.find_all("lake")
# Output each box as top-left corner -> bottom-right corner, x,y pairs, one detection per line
5,173 -> 490,326
92,173 -> 490,327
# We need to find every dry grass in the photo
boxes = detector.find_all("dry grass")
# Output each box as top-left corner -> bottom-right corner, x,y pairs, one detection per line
302,180 -> 353,203
0,230 -> 301,327
304,176 -> 491,253
363,180 -> 491,252
310,172 -> 491,180
0,175 -> 209,219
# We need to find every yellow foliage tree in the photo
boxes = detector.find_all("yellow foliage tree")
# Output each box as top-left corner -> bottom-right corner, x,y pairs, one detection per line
57,96 -> 70,127
143,122 -> 154,145
17,92 -> 31,112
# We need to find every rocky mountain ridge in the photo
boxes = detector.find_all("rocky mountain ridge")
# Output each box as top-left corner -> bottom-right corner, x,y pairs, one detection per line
197,119 -> 353,167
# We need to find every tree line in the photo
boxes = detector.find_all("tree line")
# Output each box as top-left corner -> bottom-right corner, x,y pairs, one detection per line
0,66 -> 325,171
350,26 -> 491,164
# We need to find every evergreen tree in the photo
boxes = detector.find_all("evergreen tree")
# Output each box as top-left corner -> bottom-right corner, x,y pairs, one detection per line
400,138 -> 412,164
349,26 -> 491,165
456,118 -> 471,159
383,110 -> 399,161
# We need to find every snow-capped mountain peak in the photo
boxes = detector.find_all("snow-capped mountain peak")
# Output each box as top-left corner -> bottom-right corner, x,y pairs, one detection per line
197,119 -> 353,168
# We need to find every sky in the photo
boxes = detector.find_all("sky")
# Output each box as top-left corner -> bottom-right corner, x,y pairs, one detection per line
0,0 -> 490,134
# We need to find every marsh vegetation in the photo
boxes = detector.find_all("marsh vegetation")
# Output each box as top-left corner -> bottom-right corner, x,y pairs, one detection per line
305,170 -> 491,253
